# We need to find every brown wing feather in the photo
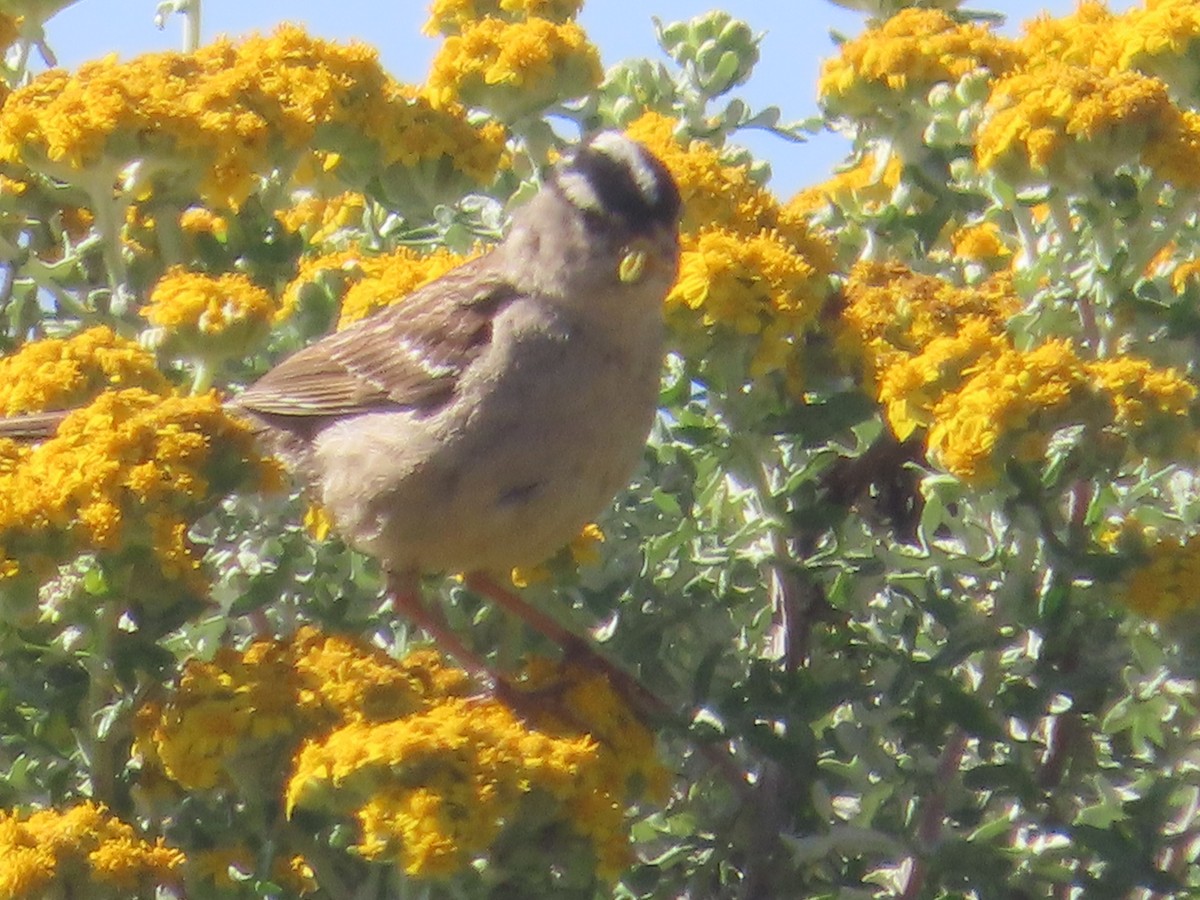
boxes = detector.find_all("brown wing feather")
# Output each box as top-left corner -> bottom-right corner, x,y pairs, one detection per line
235,255 -> 516,423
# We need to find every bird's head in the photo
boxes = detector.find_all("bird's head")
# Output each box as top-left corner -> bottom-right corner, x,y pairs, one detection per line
503,132 -> 682,309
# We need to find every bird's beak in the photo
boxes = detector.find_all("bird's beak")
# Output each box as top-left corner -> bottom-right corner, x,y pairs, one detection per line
619,230 -> 678,285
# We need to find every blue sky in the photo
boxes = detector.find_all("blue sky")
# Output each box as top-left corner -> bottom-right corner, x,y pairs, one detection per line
42,1 -> 1134,198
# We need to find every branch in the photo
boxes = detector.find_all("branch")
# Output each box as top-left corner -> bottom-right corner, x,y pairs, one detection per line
900,728 -> 969,900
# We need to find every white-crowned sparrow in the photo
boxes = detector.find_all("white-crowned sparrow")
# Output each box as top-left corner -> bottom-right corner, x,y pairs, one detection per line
234,131 -> 681,579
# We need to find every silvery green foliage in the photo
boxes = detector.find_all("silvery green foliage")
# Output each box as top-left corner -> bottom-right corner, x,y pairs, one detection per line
0,4 -> 1199,898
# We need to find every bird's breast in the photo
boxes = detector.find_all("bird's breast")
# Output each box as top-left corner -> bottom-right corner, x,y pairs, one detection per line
313,303 -> 664,575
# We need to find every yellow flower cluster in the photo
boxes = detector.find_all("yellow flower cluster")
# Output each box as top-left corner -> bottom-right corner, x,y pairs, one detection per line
139,627 -> 663,882
280,245 -> 478,330
967,0 -> 1200,187
0,383 -> 275,588
276,191 -> 366,246
511,655 -> 670,873
178,206 -> 228,241
1122,535 -> 1200,620
839,263 -> 1197,482
0,26 -> 507,207
0,802 -> 183,898
337,246 -> 478,328
977,61 -> 1200,188
789,151 -> 903,219
902,336 -> 1194,482
136,638 -> 310,791
0,326 -> 167,416
1088,0 -> 1200,79
427,17 -> 601,119
142,268 -> 281,361
136,630 -> 471,793
838,262 -> 1020,388
1019,1 -> 1118,67
1088,355 -> 1199,459
951,221 -> 1012,263
877,318 -> 1012,442
425,0 -> 583,35
671,229 -> 827,378
287,698 -> 599,877
1017,0 -> 1200,81
818,8 -> 1021,116
288,654 -> 664,880
925,339 -> 1091,480
625,112 -> 834,381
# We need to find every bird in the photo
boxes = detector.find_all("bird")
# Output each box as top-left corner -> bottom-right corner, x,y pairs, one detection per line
233,131 -> 682,674
0,132 -> 683,686
236,131 -> 681,579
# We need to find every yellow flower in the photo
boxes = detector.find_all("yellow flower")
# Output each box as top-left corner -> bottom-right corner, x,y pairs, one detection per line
276,191 -> 366,245
819,8 -> 1021,116
1089,356 -> 1197,428
1123,536 -> 1200,620
1019,0 -> 1118,68
371,85 -> 510,191
167,626 -> 670,884
1170,256 -> 1200,292
286,660 -> 662,882
0,327 -> 167,417
878,319 -> 1011,441
136,639 -> 309,791
838,262 -> 1021,389
668,226 -> 830,378
0,803 -> 183,896
951,221 -> 1012,263
789,151 -> 903,217
427,17 -> 602,119
510,521 -> 605,587
1088,355 -> 1198,459
136,628 -> 474,796
978,61 -> 1200,188
142,268 -> 281,358
277,854 -> 318,896
928,340 -> 1089,482
0,388 -> 273,589
425,0 -> 583,35
337,246 -> 479,328
0,26 -> 507,208
293,628 -> 472,723
178,207 -> 228,241
1097,0 -> 1200,84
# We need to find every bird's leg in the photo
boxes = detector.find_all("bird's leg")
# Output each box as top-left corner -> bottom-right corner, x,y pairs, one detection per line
386,570 -> 573,720
463,572 -> 672,722
385,569 -> 497,687
460,574 -> 753,795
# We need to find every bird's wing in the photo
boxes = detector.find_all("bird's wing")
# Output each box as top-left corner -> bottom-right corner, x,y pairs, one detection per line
234,255 -> 518,422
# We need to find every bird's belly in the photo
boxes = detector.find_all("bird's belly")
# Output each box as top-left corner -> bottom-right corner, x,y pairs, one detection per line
312,329 -> 660,575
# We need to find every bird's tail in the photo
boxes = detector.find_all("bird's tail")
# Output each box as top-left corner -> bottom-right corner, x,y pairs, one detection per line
0,410 -> 69,441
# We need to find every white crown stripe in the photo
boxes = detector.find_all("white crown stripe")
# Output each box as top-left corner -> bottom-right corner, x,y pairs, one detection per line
588,132 -> 661,203
554,169 -> 605,214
